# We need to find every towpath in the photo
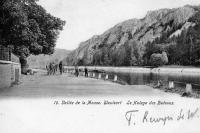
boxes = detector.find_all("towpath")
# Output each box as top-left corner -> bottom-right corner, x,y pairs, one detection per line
1,72 -> 200,133
0,72 -> 168,98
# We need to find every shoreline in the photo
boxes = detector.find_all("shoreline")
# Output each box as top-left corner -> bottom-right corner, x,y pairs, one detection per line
151,67 -> 200,75
63,66 -> 200,99
148,81 -> 200,99
64,66 -> 200,75
0,73 -> 171,98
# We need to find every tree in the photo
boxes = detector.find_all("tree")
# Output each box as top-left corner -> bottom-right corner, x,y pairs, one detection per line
101,47 -> 111,66
123,43 -> 131,66
0,0 -> 65,73
150,51 -> 168,66
129,40 -> 143,66
175,26 -> 200,65
92,50 -> 102,65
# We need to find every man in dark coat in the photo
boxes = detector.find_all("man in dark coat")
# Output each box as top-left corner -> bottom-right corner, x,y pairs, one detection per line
75,66 -> 79,77
84,67 -> 88,77
59,61 -> 63,75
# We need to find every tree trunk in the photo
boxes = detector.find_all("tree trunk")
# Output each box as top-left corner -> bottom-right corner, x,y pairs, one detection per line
19,57 -> 28,74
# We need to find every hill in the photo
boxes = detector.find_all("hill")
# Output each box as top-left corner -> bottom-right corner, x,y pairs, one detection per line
64,5 -> 200,66
27,48 -> 70,69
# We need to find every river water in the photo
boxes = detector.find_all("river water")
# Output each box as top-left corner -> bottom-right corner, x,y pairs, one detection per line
65,66 -> 200,94
89,71 -> 200,94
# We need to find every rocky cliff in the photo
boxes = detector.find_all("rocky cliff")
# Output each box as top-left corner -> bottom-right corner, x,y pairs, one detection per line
65,5 -> 200,66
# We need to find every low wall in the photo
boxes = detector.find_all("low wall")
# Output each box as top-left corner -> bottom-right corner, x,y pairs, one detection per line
0,60 -> 21,89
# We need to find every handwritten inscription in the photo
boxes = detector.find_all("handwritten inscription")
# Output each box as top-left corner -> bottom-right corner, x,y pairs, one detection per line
125,108 -> 199,126
52,99 -> 199,127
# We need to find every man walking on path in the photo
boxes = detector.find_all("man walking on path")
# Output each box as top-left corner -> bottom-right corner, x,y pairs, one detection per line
46,64 -> 50,75
75,66 -> 79,77
49,62 -> 53,75
59,61 -> 63,75
84,67 -> 88,77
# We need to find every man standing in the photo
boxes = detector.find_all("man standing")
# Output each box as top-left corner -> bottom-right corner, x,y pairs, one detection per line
84,67 -> 88,77
75,66 -> 79,77
49,62 -> 53,75
59,61 -> 63,75
46,64 -> 49,75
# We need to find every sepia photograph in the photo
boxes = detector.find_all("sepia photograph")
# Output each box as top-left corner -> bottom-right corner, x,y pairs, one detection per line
1,0 -> 200,133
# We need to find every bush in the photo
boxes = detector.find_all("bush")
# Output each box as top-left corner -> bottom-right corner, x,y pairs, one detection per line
150,51 -> 168,66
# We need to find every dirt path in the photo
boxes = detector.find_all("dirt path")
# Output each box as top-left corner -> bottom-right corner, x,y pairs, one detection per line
0,72 -> 200,133
0,72 -> 169,98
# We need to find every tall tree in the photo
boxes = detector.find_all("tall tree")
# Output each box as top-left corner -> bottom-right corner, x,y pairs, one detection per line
0,0 -> 65,73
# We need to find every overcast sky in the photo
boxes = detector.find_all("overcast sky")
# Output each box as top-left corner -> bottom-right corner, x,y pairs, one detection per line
38,0 -> 200,50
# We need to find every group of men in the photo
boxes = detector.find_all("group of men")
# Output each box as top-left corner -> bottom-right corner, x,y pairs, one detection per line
46,61 -> 63,75
74,66 -> 88,77
46,63 -> 89,77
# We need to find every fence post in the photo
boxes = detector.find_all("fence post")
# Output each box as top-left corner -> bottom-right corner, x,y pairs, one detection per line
105,74 -> 108,80
169,81 -> 174,89
93,73 -> 95,78
98,73 -> 101,79
185,84 -> 192,94
114,75 -> 118,82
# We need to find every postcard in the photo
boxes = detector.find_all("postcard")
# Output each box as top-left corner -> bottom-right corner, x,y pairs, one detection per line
0,0 -> 200,133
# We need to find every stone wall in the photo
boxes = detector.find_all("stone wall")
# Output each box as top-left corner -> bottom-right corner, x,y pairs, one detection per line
0,60 -> 21,89
0,45 -> 11,61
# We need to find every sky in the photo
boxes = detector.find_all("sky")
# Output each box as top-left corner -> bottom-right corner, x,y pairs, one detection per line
38,0 -> 200,50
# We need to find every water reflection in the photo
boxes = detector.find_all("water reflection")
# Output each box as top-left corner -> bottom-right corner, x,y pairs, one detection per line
66,68 -> 200,94
112,72 -> 200,94
114,72 -> 200,85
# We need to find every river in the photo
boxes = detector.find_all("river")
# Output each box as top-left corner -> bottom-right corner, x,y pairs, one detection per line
64,66 -> 200,94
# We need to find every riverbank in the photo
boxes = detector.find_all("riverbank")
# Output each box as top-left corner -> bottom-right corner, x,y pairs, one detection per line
64,65 -> 200,75
148,81 -> 200,99
0,72 -> 170,98
64,66 -> 200,99
1,72 -> 200,133
152,66 -> 200,75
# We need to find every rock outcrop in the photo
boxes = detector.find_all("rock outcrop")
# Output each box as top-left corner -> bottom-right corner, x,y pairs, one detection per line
64,5 -> 199,66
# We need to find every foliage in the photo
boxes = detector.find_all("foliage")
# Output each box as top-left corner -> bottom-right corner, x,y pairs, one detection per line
150,51 -> 168,66
0,0 -> 65,72
144,10 -> 200,66
90,39 -> 143,66
71,7 -> 200,67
